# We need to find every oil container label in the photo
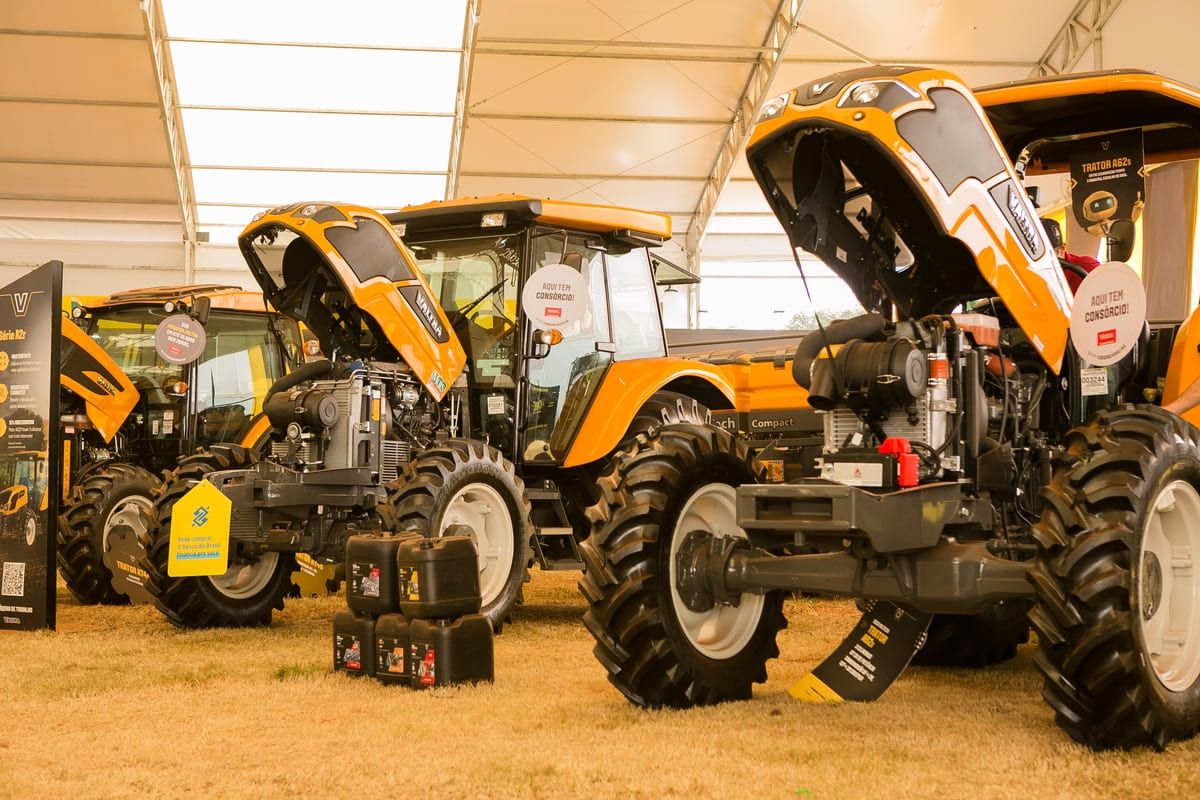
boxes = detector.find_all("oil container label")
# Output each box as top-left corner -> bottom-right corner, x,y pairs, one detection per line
398,565 -> 421,600
418,647 -> 436,686
351,561 -> 381,598
378,640 -> 407,675
336,633 -> 363,671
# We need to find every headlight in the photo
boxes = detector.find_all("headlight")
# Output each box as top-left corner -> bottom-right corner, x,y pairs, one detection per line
296,204 -> 323,219
850,83 -> 880,104
838,80 -> 919,112
757,92 -> 791,123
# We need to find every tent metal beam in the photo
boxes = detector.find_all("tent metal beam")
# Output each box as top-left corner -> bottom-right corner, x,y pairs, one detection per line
0,214 -> 180,226
165,36 -> 458,54
1032,0 -> 1124,76
0,28 -> 142,41
0,96 -> 158,109
475,46 -> 753,63
472,111 -> 729,125
0,193 -> 178,206
684,0 -> 807,278
0,157 -> 171,170
447,0 -> 481,199
178,104 -> 453,118
461,170 -> 704,182
189,164 -> 445,176
143,0 -> 198,282
478,36 -> 775,54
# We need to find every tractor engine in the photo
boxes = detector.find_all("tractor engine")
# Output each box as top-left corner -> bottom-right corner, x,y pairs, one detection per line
261,361 -> 449,483
796,311 -> 1046,506
208,358 -> 467,563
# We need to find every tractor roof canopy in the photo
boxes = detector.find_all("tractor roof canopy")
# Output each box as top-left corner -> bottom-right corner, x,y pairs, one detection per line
976,70 -> 1200,173
388,194 -> 671,246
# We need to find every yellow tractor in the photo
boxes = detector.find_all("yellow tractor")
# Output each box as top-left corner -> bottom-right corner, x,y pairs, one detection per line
137,196 -> 813,630
579,67 -> 1200,751
56,286 -> 306,604
0,449 -> 47,548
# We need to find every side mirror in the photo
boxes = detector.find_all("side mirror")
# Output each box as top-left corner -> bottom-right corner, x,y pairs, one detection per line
193,295 -> 212,326
1107,219 -> 1136,263
526,328 -> 563,360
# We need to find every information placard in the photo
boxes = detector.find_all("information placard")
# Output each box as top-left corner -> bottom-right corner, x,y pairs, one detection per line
0,261 -> 62,631
1068,261 -> 1147,367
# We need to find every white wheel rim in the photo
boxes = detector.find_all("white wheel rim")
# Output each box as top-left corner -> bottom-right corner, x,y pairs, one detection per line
24,513 -> 36,546
441,482 -> 514,607
669,483 -> 765,660
1138,479 -> 1200,692
102,495 -> 154,551
207,551 -> 280,600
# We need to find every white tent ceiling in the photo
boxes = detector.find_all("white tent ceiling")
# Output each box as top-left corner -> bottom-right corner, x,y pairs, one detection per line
0,0 -> 1194,294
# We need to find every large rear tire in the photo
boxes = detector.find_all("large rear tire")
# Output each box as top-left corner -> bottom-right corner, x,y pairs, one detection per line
56,463 -> 160,605
140,445 -> 295,628
1030,405 -> 1200,750
384,440 -> 531,632
579,422 -> 786,708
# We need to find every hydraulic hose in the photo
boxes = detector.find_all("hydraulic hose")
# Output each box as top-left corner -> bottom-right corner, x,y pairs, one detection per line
791,312 -> 887,389
264,358 -> 337,404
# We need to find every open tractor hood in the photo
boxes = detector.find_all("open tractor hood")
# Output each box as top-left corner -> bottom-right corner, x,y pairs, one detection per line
746,65 -> 1073,373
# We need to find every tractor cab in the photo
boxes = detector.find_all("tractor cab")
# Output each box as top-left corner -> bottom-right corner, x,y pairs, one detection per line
975,70 -> 1200,423
388,195 -> 675,465
65,285 -> 303,475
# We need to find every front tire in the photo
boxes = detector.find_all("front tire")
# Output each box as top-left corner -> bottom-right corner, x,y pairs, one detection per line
1030,405 -> 1200,750
579,422 -> 785,708
56,463 -> 159,605
140,445 -> 295,628
384,440 -> 532,632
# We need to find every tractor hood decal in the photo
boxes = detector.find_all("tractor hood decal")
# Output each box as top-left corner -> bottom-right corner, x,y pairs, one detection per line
238,204 -> 466,402
746,67 -> 1073,374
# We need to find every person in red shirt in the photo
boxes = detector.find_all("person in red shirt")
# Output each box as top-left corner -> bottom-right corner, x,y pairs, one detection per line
1042,217 -> 1100,294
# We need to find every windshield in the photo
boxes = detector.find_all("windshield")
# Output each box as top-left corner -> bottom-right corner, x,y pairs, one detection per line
406,234 -> 520,388
88,308 -> 185,390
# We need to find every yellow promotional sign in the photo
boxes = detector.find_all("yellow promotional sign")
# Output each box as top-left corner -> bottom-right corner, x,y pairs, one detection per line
167,479 -> 231,577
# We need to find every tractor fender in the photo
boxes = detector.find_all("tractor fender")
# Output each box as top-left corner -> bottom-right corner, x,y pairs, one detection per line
238,413 -> 274,452
1162,304 -> 1200,428
562,359 -> 735,468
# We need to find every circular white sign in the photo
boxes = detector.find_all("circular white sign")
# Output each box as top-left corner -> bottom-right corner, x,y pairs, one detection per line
154,314 -> 207,365
1068,261 -> 1146,366
521,263 -> 589,328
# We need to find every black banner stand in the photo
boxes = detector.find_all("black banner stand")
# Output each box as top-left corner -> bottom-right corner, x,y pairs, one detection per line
0,260 -> 62,631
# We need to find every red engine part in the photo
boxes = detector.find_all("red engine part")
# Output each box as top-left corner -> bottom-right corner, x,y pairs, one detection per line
878,437 -> 920,488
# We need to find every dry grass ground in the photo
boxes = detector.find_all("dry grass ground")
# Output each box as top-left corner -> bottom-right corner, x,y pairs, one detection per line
2,573 -> 1199,799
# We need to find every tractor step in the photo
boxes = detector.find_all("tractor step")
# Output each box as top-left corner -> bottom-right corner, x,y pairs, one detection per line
532,526 -> 584,571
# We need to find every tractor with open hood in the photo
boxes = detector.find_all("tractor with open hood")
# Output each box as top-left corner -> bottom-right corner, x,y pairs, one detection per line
135,197 -> 811,631
579,66 -> 1200,750
56,286 -> 304,605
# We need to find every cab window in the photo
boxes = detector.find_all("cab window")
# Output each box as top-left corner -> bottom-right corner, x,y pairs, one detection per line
605,247 -> 666,360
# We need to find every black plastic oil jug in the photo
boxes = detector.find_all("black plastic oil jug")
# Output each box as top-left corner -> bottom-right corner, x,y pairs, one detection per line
374,613 -> 412,686
409,614 -> 494,688
333,610 -> 376,677
396,533 -> 482,619
346,532 -> 420,614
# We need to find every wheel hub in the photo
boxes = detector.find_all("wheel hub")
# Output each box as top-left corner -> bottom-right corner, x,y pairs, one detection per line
208,551 -> 280,599
101,495 -> 157,604
1138,479 -> 1200,692
442,482 -> 514,607
669,483 -> 766,660
1142,550 -> 1163,621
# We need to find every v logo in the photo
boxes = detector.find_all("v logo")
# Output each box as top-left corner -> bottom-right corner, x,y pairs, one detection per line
0,290 -> 43,317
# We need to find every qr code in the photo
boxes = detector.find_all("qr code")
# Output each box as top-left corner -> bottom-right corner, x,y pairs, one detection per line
2,561 -> 25,597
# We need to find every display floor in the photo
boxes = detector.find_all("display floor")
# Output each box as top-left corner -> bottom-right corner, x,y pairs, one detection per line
3,573 -> 1199,798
